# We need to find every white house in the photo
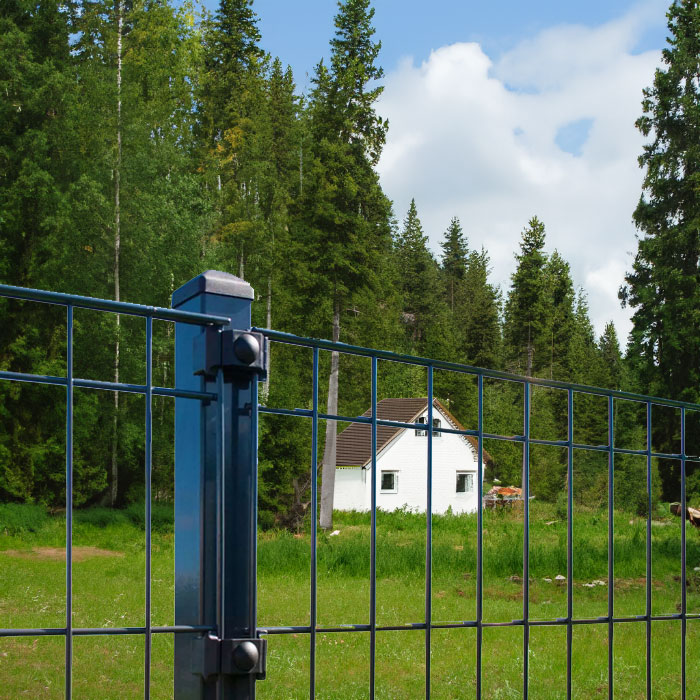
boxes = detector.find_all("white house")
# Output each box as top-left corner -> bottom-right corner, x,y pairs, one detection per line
333,398 -> 492,515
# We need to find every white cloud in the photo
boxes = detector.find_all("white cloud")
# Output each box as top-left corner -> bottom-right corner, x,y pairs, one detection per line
377,3 -> 665,347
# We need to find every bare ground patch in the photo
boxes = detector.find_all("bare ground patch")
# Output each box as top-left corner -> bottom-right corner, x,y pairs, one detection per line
1,546 -> 124,562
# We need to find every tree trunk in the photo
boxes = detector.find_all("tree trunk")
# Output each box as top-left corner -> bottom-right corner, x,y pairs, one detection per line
319,301 -> 341,530
110,0 -> 123,507
260,275 -> 272,403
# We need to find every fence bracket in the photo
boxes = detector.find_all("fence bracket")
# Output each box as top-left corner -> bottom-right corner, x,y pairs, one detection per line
191,633 -> 267,681
193,327 -> 268,380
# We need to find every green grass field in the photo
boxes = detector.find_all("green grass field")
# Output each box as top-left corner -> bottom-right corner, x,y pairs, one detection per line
1,503 -> 699,698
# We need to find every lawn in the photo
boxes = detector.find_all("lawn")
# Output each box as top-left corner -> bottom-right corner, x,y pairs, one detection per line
1,503 -> 699,698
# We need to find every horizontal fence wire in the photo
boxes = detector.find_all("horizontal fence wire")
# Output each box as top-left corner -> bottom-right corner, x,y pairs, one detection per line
0,285 -> 226,699
255,327 -> 700,412
0,370 -> 216,401
0,283 -> 230,325
256,329 -> 696,699
0,625 -> 215,638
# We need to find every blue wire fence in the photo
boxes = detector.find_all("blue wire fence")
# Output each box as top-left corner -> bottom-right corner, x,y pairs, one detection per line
0,283 -> 226,699
0,278 -> 698,699
254,327 -> 698,700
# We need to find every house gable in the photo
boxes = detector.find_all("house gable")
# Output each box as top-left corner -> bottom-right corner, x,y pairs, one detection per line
335,397 -> 491,469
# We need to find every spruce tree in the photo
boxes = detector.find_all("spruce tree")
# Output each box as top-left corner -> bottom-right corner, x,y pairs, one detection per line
302,0 -> 392,529
395,199 -> 442,348
503,216 -> 549,376
440,216 -> 468,312
543,250 -> 576,380
459,248 -> 501,369
199,0 -> 265,276
620,0 -> 700,499
598,321 -> 624,390
0,0 -> 79,504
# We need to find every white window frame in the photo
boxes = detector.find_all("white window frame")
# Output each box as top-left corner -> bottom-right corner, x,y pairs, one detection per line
456,471 -> 474,494
416,415 -> 442,437
380,470 -> 398,494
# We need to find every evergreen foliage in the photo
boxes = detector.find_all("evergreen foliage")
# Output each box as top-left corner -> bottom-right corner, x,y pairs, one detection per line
621,0 -> 700,500
503,216 -> 549,376
440,216 -> 468,313
0,0 -> 685,523
395,199 -> 443,349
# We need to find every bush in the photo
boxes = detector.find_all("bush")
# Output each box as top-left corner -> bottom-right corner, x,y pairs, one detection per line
70,503 -> 174,532
124,502 -> 174,533
74,507 -> 129,529
0,502 -> 49,535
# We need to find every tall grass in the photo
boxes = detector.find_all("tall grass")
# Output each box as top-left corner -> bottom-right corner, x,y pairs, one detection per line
0,502 -> 173,552
2,500 -> 694,581
258,502 -> 696,581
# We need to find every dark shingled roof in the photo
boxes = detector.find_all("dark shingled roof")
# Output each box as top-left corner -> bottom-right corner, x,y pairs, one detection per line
335,398 -> 492,467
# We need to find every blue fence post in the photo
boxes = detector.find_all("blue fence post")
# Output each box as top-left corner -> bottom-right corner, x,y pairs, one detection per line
172,270 -> 261,699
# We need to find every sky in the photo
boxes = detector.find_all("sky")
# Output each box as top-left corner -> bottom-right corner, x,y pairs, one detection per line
205,0 -> 673,342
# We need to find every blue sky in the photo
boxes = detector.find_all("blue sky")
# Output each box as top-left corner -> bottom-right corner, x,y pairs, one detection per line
204,1 -> 668,87
202,0 -> 672,341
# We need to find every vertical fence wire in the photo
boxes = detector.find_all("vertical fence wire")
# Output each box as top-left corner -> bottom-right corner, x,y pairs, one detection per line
607,395 -> 614,700
310,348 -> 319,700
249,375 -> 259,640
217,366 -> 225,644
144,317 -> 153,699
645,402 -> 653,700
476,375 -> 484,700
425,368 -> 434,699
369,356 -> 378,699
522,382 -> 530,700
680,407 -> 687,700
566,389 -> 574,700
65,305 -> 74,700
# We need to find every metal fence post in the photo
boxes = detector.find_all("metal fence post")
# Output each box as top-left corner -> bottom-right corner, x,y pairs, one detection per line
173,270 -> 263,699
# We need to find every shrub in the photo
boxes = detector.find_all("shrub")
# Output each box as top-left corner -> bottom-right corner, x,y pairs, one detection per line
73,507 -> 129,529
124,502 -> 174,533
0,502 -> 49,535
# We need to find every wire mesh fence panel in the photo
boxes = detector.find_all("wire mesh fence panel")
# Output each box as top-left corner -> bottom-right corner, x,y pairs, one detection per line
0,279 -> 228,700
256,324 -> 700,700
3,274 -> 700,699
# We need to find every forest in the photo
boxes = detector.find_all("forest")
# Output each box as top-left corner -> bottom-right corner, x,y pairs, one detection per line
2,0 -> 700,527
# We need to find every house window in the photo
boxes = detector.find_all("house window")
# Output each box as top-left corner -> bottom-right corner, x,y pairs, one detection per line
456,472 -> 474,493
381,471 -> 398,493
415,416 -> 441,437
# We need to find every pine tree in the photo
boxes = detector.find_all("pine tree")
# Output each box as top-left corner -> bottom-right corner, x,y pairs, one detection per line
302,0 -> 392,529
543,250 -> 576,380
598,321 -> 623,390
620,0 -> 700,500
459,248 -> 501,369
199,0 -> 262,143
199,0 -> 265,276
0,0 -> 74,287
503,216 -> 549,376
0,0 -> 80,504
440,216 -> 468,312
256,58 -> 300,400
395,199 -> 442,349
41,0 -> 210,505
